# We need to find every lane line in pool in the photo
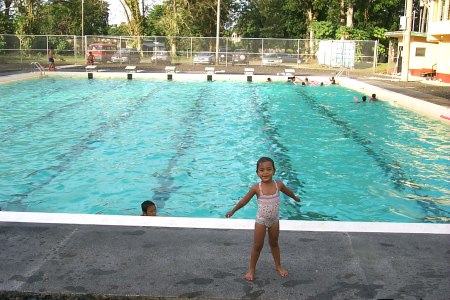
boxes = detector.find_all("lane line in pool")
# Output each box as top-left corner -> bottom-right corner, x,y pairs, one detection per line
0,94 -> 97,143
0,78 -> 68,111
295,88 -> 450,220
1,211 -> 449,234
150,85 -> 210,208
7,86 -> 162,208
0,78 -> 123,143
249,86 -> 340,221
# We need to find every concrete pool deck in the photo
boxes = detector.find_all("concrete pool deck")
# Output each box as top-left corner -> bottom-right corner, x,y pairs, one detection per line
1,212 -> 449,299
0,71 -> 449,299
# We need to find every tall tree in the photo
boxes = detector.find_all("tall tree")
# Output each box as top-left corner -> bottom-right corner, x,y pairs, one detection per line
0,0 -> 15,33
15,0 -> 41,35
144,4 -> 165,35
346,0 -> 354,28
40,0 -> 108,35
234,0 -> 307,38
120,0 -> 145,37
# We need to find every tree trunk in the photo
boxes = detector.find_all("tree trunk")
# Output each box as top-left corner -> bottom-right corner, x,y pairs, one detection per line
308,8 -> 314,55
346,0 -> 353,28
340,0 -> 345,25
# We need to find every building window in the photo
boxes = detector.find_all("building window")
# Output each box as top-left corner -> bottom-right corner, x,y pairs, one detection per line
415,47 -> 426,57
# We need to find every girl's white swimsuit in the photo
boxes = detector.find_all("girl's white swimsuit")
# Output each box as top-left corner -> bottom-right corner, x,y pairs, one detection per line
256,181 -> 280,228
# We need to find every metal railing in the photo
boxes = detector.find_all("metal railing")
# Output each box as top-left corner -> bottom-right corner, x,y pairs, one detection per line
30,61 -> 45,76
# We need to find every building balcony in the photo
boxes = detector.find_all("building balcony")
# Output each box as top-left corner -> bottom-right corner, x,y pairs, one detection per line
427,20 -> 450,41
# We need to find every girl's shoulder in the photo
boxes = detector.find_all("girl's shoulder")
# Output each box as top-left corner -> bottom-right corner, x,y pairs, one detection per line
274,180 -> 286,188
250,182 -> 260,190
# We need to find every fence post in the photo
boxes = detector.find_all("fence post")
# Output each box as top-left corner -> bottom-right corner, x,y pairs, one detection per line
226,38 -> 229,66
373,40 -> 378,73
190,37 -> 193,60
74,35 -> 77,62
19,35 -> 22,64
84,35 -> 87,62
261,39 -> 264,66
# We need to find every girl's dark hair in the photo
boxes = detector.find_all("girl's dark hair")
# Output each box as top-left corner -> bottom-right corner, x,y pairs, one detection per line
256,157 -> 275,172
141,200 -> 155,212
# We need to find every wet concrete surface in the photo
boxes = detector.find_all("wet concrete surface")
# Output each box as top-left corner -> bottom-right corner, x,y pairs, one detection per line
1,222 -> 449,299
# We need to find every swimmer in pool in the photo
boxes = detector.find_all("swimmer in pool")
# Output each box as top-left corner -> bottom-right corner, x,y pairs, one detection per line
141,200 -> 157,216
354,95 -> 367,103
226,157 -> 300,281
369,93 -> 378,102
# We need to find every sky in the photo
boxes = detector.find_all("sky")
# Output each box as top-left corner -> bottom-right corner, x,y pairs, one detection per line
106,0 -> 163,25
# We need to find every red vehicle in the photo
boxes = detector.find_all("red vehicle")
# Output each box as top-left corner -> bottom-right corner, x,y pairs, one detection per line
87,43 -> 117,63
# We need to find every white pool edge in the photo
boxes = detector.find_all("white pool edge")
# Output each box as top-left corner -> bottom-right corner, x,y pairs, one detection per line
0,211 -> 449,234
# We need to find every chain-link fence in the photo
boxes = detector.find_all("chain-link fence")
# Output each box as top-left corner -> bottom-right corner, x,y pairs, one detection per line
0,34 -> 378,72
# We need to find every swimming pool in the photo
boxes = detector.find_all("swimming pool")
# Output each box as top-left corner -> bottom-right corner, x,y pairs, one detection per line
1,77 -> 449,223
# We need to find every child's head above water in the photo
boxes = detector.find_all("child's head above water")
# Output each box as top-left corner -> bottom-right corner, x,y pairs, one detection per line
256,157 -> 275,173
141,200 -> 157,216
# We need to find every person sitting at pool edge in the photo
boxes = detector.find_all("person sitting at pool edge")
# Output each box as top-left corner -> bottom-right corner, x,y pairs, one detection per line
141,200 -> 157,216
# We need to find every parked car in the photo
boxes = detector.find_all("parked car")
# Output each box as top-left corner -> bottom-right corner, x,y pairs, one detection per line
218,48 -> 232,64
87,43 -> 117,63
279,53 -> 300,64
261,53 -> 300,66
193,51 -> 215,64
232,49 -> 250,65
151,51 -> 171,64
262,53 -> 282,66
111,48 -> 140,63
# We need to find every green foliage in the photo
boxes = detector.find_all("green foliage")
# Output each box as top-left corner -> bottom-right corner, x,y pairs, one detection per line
48,36 -> 71,51
372,26 -> 387,41
336,26 -> 370,40
5,0 -> 405,52
309,21 -> 335,39
0,35 -> 6,54
19,0 -> 110,35
108,23 -> 130,36
234,0 -> 309,38
144,4 -> 166,36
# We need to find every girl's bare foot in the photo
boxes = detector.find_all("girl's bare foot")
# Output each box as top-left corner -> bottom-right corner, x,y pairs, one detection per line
276,266 -> 288,277
245,271 -> 254,281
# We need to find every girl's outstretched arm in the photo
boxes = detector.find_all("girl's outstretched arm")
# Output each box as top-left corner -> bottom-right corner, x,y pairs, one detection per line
226,185 -> 257,218
278,181 -> 301,202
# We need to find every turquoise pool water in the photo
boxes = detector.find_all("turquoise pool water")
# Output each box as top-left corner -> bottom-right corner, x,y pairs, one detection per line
1,77 -> 449,223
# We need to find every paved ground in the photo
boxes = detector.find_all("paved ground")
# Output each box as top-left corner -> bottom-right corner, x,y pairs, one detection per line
1,222 -> 449,300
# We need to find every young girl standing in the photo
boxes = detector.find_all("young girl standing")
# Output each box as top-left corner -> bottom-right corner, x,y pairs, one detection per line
226,157 -> 301,281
